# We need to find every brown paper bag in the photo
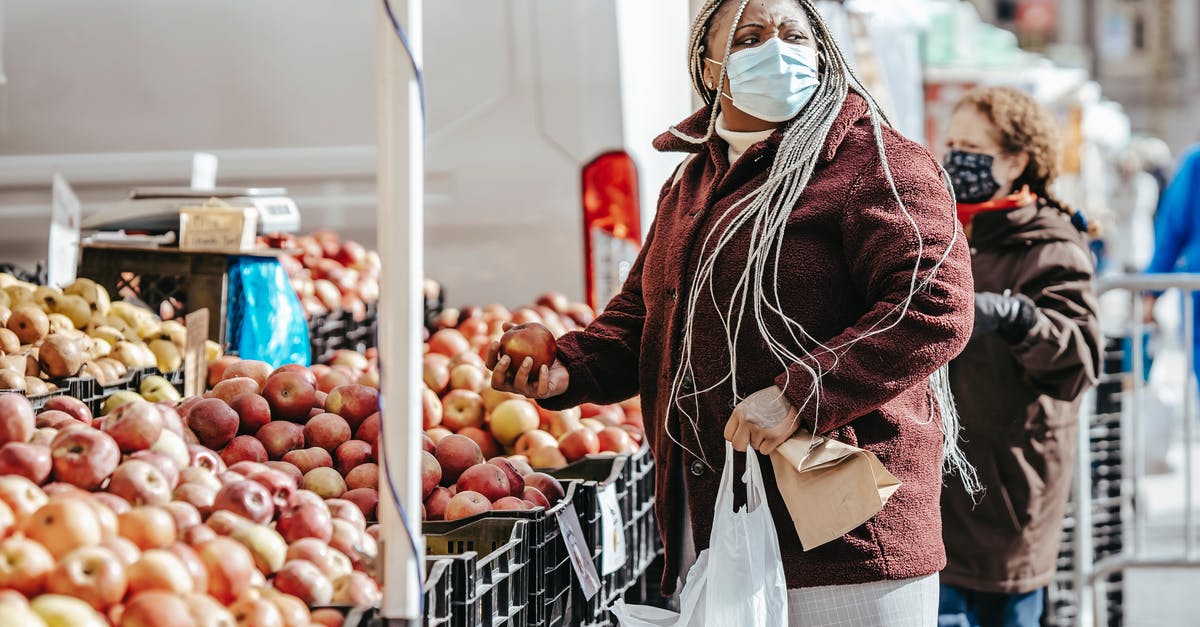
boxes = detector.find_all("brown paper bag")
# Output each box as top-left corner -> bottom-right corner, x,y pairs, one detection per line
768,430 -> 901,550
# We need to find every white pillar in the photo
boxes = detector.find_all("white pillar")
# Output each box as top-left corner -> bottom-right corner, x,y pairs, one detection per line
376,0 -> 425,622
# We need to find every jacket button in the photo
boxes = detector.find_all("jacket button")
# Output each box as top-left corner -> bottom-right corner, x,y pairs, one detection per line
689,460 -> 706,477
681,377 -> 694,393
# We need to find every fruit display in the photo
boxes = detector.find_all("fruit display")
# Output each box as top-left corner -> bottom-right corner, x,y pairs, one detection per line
264,231 -> 381,322
0,275 -> 217,393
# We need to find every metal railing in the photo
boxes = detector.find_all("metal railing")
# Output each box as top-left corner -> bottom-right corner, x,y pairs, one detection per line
1075,274 -> 1200,626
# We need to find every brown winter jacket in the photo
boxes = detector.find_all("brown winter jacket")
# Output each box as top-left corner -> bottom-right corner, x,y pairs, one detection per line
941,203 -> 1101,594
540,93 -> 975,592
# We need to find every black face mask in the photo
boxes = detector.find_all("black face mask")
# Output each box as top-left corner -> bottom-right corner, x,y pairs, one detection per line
944,149 -> 1001,204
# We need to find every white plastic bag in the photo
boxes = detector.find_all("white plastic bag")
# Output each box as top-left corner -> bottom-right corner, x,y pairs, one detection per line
611,442 -> 788,626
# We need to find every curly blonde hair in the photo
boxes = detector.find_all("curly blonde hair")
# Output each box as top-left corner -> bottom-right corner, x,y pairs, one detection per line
954,86 -> 1081,223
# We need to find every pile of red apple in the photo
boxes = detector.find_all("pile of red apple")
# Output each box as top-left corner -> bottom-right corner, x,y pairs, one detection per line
0,363 -> 384,626
266,230 -> 380,322
418,293 -> 645,521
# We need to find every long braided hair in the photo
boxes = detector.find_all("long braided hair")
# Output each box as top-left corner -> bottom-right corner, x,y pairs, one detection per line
666,0 -> 979,495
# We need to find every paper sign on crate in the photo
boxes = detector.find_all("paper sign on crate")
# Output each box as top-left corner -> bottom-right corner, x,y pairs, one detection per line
556,503 -> 601,600
598,484 -> 627,576
179,199 -> 258,252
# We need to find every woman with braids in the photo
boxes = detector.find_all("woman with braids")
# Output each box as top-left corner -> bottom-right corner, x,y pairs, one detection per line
938,87 -> 1100,627
490,1 -> 974,623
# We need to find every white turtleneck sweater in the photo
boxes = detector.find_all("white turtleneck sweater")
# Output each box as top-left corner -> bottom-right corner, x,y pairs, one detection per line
715,114 -> 776,165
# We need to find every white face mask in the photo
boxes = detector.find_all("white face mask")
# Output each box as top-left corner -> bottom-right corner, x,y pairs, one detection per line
707,37 -> 820,123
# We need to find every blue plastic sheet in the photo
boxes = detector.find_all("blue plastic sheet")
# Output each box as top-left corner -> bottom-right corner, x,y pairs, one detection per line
225,257 -> 311,367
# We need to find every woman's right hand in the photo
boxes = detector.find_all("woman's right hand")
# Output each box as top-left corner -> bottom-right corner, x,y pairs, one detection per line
486,341 -> 570,400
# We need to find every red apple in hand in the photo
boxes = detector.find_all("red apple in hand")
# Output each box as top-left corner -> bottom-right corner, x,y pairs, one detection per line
264,372 -> 317,422
498,323 -> 556,380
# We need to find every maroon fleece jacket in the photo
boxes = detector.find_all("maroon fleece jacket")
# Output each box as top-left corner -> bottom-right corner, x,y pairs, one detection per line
540,92 -> 974,593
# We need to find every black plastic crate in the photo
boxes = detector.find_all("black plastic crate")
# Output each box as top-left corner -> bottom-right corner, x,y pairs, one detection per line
425,558 -> 455,627
425,517 -> 531,627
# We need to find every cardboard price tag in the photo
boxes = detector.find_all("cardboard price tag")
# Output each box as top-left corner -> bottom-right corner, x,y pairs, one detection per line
183,309 -> 209,398
179,205 -> 257,252
598,484 -> 627,576
556,503 -> 601,600
48,174 -> 82,288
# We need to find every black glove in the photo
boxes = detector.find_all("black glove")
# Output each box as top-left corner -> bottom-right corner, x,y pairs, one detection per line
972,291 -> 1038,343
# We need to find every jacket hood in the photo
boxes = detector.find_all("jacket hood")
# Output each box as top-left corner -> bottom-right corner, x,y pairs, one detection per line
652,91 -> 870,166
969,203 -> 1084,250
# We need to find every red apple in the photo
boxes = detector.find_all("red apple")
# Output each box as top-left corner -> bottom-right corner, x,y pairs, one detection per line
312,608 -> 346,627
102,401 -> 164,453
458,426 -> 500,459
274,559 -> 333,606
108,460 -> 172,506
421,388 -> 443,429
448,364 -> 487,394
355,412 -> 380,446
126,549 -> 193,595
332,571 -> 381,606
228,597 -> 285,627
276,501 -> 333,544
50,428 -> 120,489
207,355 -> 240,388
440,389 -> 486,432
434,434 -> 484,485
422,355 -> 451,395
334,439 -> 372,474
207,377 -> 261,405
181,524 -> 216,548
455,463 -> 510,502
256,421 -> 305,460
245,468 -> 298,510
328,519 -> 370,566
186,399 -> 239,450
428,329 -> 471,358
35,410 -> 76,430
263,372 -> 317,422
422,433 -> 436,453
558,428 -> 600,462
492,496 -> 528,511
420,451 -> 442,499
229,393 -> 272,436
314,368 -> 351,395
41,396 -> 92,424
128,451 -> 180,489
213,480 -> 274,525
498,323 -> 556,380
444,490 -> 491,521
197,537 -> 256,604
423,487 -> 451,520
92,491 -> 131,515
0,441 -> 50,484
486,458 -> 526,498
325,499 -> 367,531
222,360 -> 273,389
47,545 -> 128,611
524,472 -> 566,506
425,427 -> 453,445
122,590 -> 195,627
161,501 -> 201,532
188,445 -> 225,474
227,460 -> 269,477
283,447 -> 334,474
118,506 -> 177,551
304,413 -> 351,453
0,393 -> 35,446
272,364 -> 317,388
526,444 -> 567,473
164,542 -> 207,594
286,538 -> 352,582
264,461 -> 304,485
0,534 -> 54,596
0,475 -> 46,524
522,486 -> 550,509
514,429 -> 558,456
323,385 -> 379,431
598,426 -> 635,454
221,435 -> 269,467
342,488 -> 379,520
344,463 -> 377,491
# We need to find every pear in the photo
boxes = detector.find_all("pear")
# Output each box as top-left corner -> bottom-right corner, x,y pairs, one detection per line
109,301 -> 149,327
88,325 -> 125,347
0,370 -> 25,391
38,334 -> 87,379
140,374 -> 182,403
31,286 -> 64,314
63,278 -> 112,318
157,320 -> 188,349
30,593 -> 109,627
148,338 -> 183,372
0,290 -> 9,310
3,285 -> 34,308
102,390 -> 144,415
205,340 -> 223,363
24,376 -> 49,396
135,342 -> 158,368
134,318 -> 162,342
97,357 -> 128,378
0,307 -> 9,327
55,294 -> 92,329
0,273 -> 16,289
81,361 -> 113,386
110,341 -> 145,368
46,313 -> 75,335
88,337 -> 113,360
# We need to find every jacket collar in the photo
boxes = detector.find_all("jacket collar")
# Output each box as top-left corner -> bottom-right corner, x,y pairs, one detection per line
652,91 -> 870,166
970,203 -> 1082,250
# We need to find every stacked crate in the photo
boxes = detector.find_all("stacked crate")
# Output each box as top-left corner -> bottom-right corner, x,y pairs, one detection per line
1044,337 -> 1126,626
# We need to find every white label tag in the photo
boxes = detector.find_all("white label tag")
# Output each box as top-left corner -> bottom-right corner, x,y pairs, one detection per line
598,484 -> 627,576
556,502 -> 601,600
48,173 -> 82,289
183,309 -> 209,398
191,152 -> 219,190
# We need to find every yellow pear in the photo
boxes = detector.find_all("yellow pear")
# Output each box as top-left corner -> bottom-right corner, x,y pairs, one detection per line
55,294 -> 92,329
88,325 -> 125,347
97,357 -> 128,379
0,290 -> 9,309
140,374 -> 182,402
0,307 -> 9,327
205,339 -> 224,362
148,338 -> 183,372
46,313 -> 75,334
4,285 -> 34,308
158,320 -> 187,349
88,337 -> 113,359
63,278 -> 112,317
102,390 -> 144,415
31,286 -> 63,314
134,318 -> 162,342
0,273 -> 16,289
110,341 -> 145,368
